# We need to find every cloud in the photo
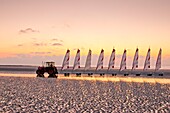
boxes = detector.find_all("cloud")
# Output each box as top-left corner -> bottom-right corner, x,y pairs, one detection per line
33,43 -> 47,46
73,48 -> 78,51
51,38 -> 63,42
50,39 -> 64,46
52,43 -> 63,46
17,44 -> 23,47
30,52 -> 51,55
31,38 -> 37,40
33,41 -> 63,47
0,53 -> 16,58
19,28 -> 39,34
52,38 -> 58,41
64,23 -> 71,28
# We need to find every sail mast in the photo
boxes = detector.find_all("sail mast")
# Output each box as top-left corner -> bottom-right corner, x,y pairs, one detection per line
73,49 -> 80,70
155,48 -> 162,71
62,49 -> 70,70
132,48 -> 139,70
85,49 -> 92,70
108,49 -> 115,70
96,49 -> 104,70
120,49 -> 127,71
144,48 -> 151,70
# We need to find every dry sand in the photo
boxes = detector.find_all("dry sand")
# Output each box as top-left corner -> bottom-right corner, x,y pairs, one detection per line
0,76 -> 170,112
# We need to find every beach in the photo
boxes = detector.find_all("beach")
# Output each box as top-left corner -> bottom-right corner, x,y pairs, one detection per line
0,76 -> 170,112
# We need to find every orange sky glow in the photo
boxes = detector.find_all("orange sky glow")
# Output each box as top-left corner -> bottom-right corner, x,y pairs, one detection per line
0,0 -> 170,68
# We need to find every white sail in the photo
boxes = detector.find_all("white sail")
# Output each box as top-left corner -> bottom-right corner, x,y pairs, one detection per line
155,48 -> 162,71
144,48 -> 151,70
73,49 -> 80,70
132,48 -> 139,70
85,50 -> 92,70
108,49 -> 115,70
62,49 -> 70,70
120,49 -> 127,71
96,49 -> 104,70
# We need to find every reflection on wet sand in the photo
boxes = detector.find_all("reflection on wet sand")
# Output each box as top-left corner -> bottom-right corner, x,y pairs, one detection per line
0,73 -> 170,84
59,75 -> 170,84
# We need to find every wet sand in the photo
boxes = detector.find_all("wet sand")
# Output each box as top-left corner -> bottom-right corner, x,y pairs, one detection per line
0,76 -> 170,112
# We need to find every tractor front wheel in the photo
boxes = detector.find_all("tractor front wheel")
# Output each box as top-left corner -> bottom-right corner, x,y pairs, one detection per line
36,70 -> 45,77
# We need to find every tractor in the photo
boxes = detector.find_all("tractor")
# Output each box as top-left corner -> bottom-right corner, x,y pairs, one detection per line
36,62 -> 58,78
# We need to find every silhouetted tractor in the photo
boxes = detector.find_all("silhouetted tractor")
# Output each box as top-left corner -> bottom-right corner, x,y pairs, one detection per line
36,62 -> 58,78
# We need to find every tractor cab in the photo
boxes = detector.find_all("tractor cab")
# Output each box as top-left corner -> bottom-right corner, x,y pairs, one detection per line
45,62 -> 55,67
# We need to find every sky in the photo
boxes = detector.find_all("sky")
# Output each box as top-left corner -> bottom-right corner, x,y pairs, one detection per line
0,0 -> 170,69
